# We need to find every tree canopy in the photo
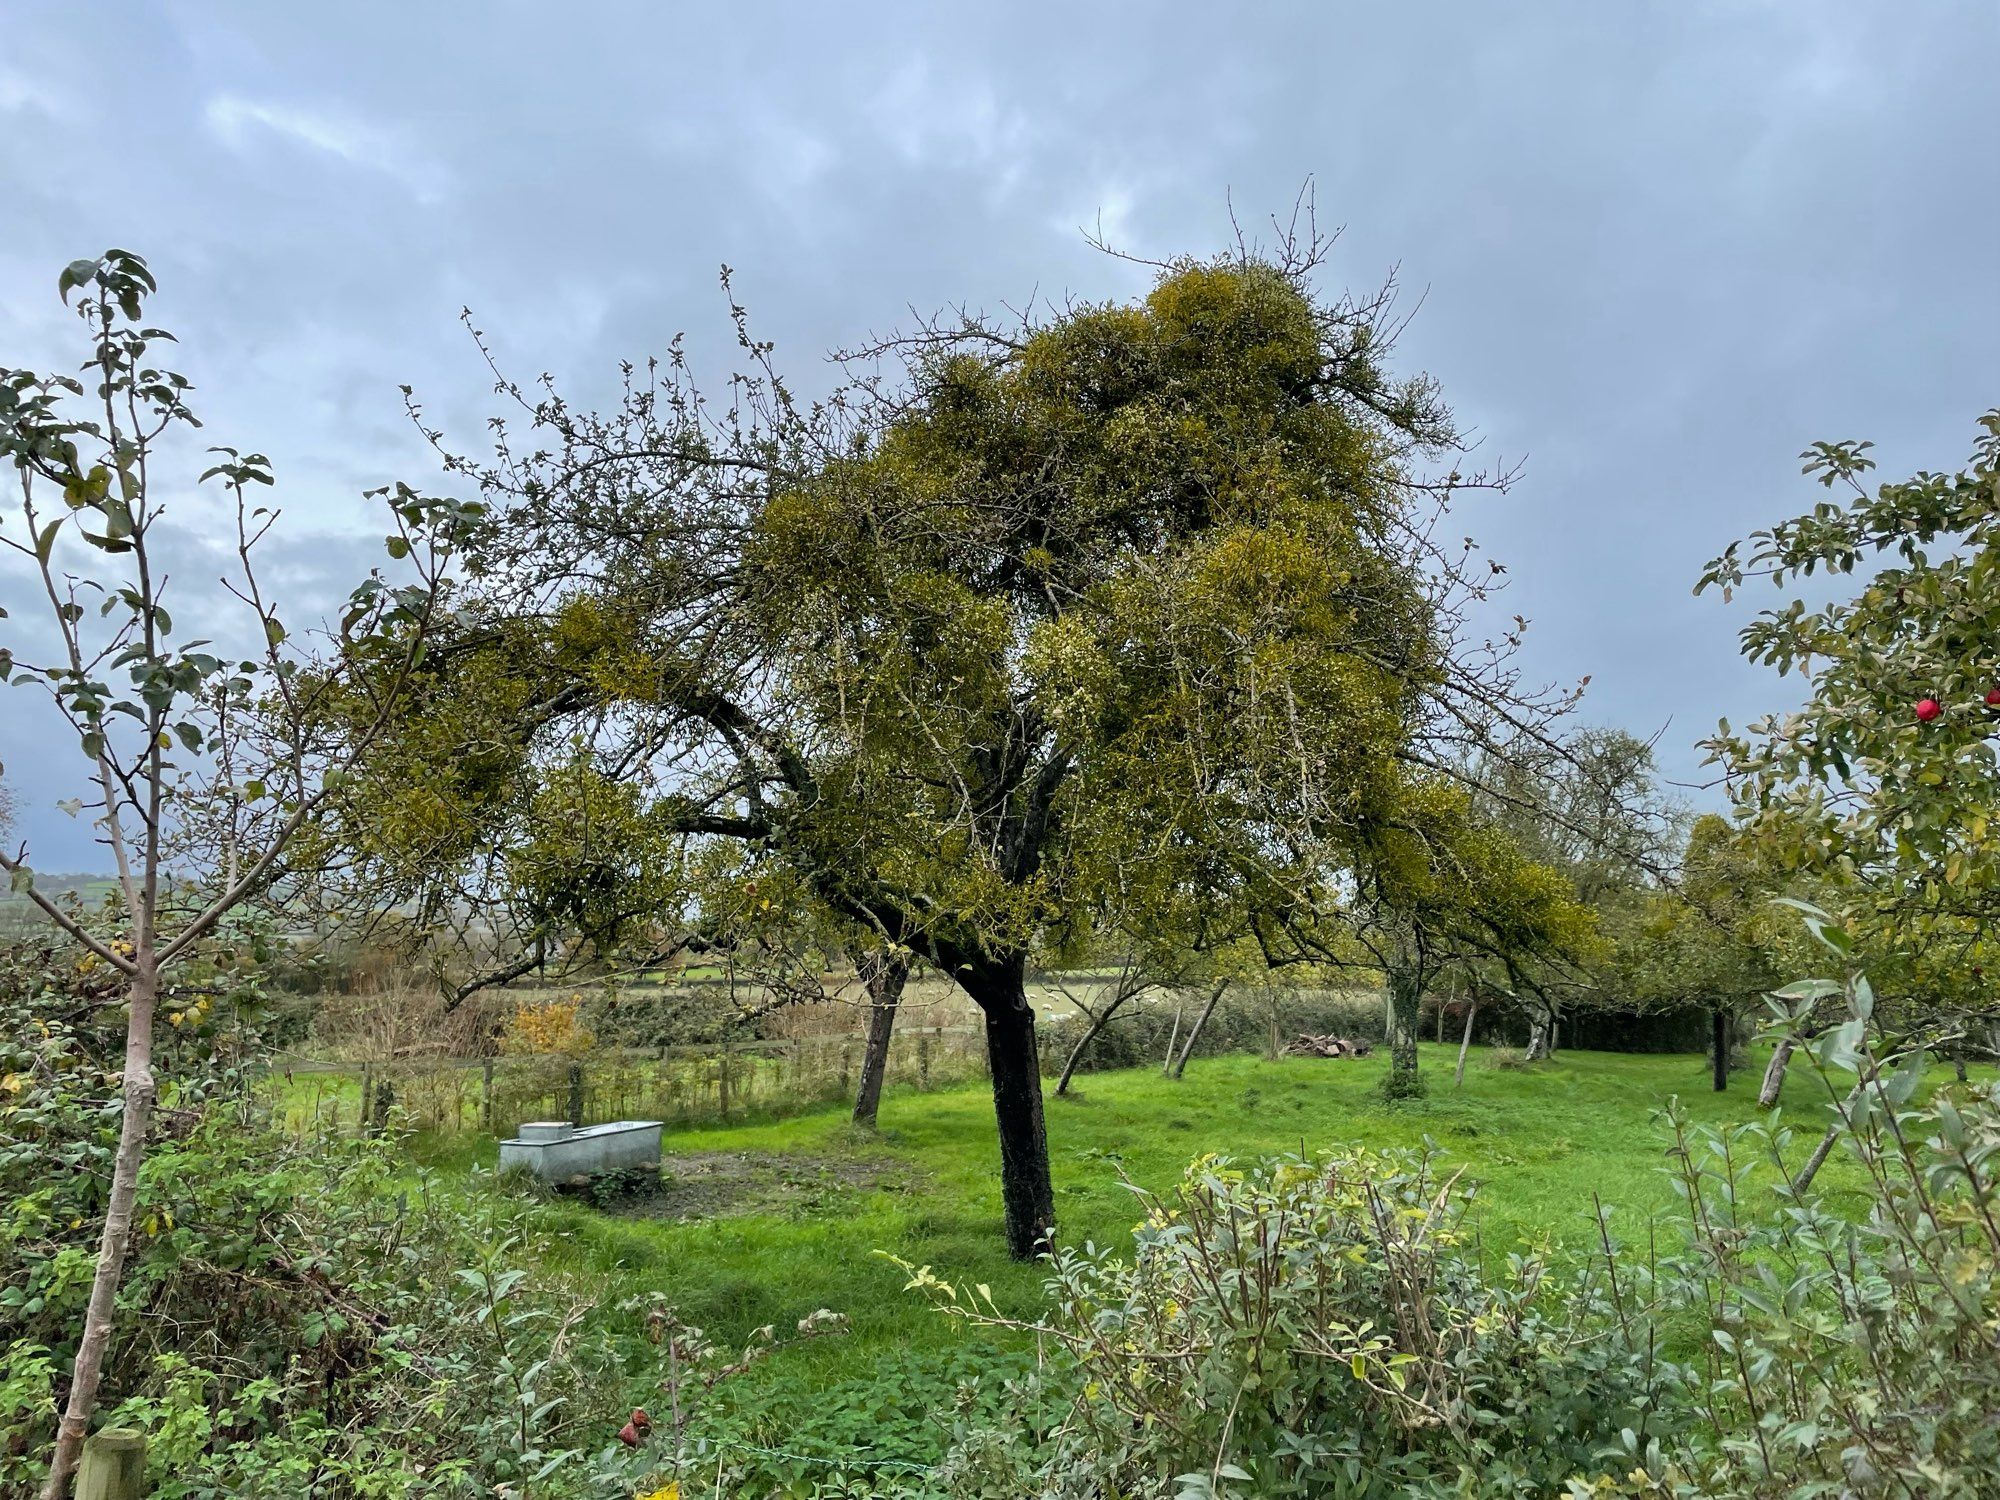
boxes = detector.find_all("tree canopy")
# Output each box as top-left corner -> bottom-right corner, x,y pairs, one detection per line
1700,409 -> 2000,1026
341,246 -> 1583,1254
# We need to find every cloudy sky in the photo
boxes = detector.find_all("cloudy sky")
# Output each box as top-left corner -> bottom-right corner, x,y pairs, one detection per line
2,2 -> 1996,870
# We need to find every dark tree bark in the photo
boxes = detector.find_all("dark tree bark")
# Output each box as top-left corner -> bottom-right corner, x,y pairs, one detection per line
1384,955 -> 1426,1099
961,954 -> 1056,1260
1712,1005 -> 1731,1092
851,949 -> 910,1129
1056,998 -> 1122,1096
1169,979 -> 1231,1081
1757,1036 -> 1794,1108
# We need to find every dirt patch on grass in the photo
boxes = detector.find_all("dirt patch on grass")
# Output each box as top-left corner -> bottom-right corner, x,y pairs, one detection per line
600,1150 -> 919,1223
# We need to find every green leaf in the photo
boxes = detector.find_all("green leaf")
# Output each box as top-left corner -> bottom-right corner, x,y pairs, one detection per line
1881,1046 -> 1925,1106
174,722 -> 204,753
58,258 -> 99,303
385,535 -> 411,560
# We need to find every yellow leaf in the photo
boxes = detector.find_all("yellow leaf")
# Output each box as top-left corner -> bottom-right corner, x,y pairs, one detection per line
1350,1352 -> 1366,1379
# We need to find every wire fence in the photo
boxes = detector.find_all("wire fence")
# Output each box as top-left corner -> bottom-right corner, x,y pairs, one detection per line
271,1023 -> 992,1139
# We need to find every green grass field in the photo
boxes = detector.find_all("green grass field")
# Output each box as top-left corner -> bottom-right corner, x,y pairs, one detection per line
390,1042 -> 1916,1406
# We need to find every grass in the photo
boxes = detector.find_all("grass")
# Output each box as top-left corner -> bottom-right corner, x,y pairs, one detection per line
382,1041 -> 1923,1407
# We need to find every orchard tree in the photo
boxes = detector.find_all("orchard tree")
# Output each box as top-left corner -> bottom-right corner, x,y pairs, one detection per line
1282,770 -> 1598,1098
1463,727 -> 1680,1057
1700,409 -> 2000,1049
0,251 -> 477,1495
1613,815 -> 1797,1092
359,220 -> 1577,1257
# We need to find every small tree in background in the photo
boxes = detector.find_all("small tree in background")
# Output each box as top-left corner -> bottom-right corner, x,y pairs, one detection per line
1355,775 -> 1599,1098
1466,727 -> 1682,1057
0,251 -> 478,1496
1612,814 -> 1797,1092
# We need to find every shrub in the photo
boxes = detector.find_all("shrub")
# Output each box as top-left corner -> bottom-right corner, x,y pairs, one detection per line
1577,951 -> 2000,1497
0,937 -> 822,1496
504,994 -> 597,1057
1038,986 -> 1385,1079
894,1145 -> 1672,1497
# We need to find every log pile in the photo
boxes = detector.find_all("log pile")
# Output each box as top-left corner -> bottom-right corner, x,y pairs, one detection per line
1284,1034 -> 1375,1059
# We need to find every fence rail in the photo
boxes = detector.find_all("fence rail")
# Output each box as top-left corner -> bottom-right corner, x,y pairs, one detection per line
272,1024 -> 992,1138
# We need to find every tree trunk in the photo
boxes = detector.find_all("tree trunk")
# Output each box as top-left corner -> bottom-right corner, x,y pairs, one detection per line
44,966 -> 159,1500
1384,956 -> 1426,1099
1453,1000 -> 1477,1090
1169,979 -> 1230,1081
1757,1036 -> 1794,1108
964,958 -> 1056,1260
1055,999 -> 1117,1096
1711,1006 -> 1730,1092
1793,1079 -> 1868,1194
851,949 -> 910,1129
1524,1007 -> 1551,1062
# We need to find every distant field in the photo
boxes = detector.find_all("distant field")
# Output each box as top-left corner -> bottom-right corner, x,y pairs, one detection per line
0,874 -> 121,937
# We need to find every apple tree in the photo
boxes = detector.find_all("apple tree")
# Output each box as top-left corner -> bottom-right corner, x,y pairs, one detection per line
1700,409 -> 2000,1048
357,236 -> 1577,1257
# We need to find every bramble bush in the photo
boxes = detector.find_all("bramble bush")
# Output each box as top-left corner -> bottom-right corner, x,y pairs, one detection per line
0,932 -> 838,1497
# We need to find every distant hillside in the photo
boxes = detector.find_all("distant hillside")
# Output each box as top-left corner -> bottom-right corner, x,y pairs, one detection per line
0,874 -> 122,937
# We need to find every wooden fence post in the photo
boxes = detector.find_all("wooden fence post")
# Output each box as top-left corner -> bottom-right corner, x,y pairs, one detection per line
567,1062 -> 585,1127
76,1426 -> 148,1500
718,1043 -> 732,1123
480,1057 -> 495,1133
917,1031 -> 930,1091
358,1062 -> 373,1138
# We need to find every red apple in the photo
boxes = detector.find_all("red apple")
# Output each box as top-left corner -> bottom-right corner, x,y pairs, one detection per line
1916,698 -> 1943,722
1985,687 -> 2000,706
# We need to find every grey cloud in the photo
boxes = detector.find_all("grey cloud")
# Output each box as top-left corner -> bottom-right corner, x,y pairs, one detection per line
2,0 -> 1996,866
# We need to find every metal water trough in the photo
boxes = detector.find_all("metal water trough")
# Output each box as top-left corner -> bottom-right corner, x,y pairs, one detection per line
497,1119 -> 664,1181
